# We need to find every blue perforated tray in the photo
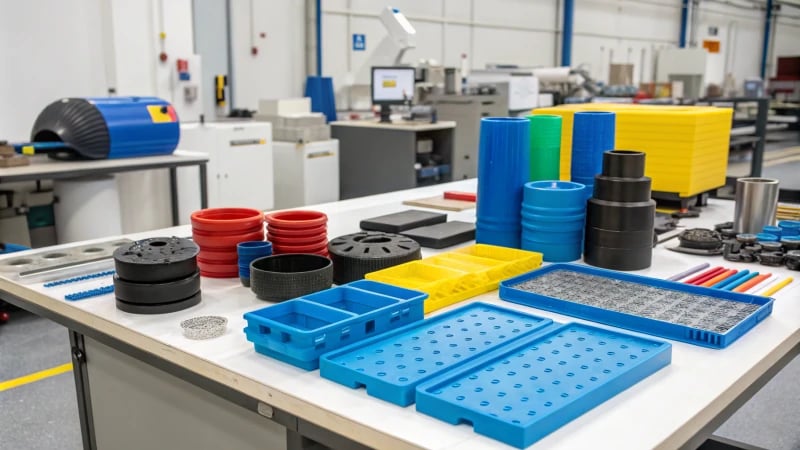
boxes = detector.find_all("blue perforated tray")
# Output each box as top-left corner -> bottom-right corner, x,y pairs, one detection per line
500,264 -> 774,349
415,322 -> 672,448
244,280 -> 427,370
319,303 -> 554,406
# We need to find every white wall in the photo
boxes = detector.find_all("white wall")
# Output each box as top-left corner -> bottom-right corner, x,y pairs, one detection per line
0,0 -> 109,141
229,0 -> 306,110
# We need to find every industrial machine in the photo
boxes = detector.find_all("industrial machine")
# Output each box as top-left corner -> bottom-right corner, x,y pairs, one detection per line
176,122 -> 274,224
13,97 -> 180,160
372,66 -> 416,123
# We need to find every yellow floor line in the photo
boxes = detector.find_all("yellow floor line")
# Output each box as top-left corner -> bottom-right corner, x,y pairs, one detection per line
0,362 -> 73,392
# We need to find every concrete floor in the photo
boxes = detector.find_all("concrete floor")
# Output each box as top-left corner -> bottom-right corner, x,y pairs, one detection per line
1,130 -> 799,450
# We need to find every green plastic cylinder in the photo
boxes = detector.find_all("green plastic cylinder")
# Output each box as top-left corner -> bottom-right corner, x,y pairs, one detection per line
528,114 -> 562,181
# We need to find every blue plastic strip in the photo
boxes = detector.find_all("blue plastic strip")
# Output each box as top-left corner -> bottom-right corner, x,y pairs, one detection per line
679,0 -> 689,48
44,270 -> 116,288
415,323 -> 672,448
711,269 -> 749,289
561,0 -> 574,66
721,272 -> 759,292
65,285 -> 115,301
760,0 -> 773,79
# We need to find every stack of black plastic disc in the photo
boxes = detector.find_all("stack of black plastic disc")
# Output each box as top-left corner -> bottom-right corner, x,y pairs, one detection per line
584,150 -> 655,271
328,231 -> 421,284
113,237 -> 201,314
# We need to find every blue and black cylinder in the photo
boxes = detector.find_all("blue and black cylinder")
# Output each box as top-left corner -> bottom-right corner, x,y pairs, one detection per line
29,96 -> 180,160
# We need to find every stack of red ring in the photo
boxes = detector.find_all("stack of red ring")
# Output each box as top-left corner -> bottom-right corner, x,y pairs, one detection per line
265,210 -> 329,257
191,208 -> 265,277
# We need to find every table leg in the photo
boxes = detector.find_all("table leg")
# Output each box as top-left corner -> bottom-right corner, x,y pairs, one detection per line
199,163 -> 209,209
69,331 -> 97,450
169,167 -> 179,226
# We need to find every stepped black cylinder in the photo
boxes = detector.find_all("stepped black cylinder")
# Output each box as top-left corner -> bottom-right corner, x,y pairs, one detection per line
584,150 -> 655,271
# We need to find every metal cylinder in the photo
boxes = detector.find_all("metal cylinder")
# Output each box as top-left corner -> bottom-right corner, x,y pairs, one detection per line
733,177 -> 779,234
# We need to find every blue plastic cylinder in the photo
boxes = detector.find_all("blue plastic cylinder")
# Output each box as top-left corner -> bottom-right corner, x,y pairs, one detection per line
238,241 -> 273,280
91,97 -> 181,159
521,181 -> 587,262
476,117 -> 531,248
571,111 -> 615,192
778,220 -> 800,236
755,233 -> 779,242
762,225 -> 781,238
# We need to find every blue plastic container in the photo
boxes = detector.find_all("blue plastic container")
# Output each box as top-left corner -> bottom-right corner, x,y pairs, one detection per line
476,117 -> 530,248
521,180 -> 587,262
521,238 -> 582,262
755,232 -> 779,242
244,280 -> 427,370
499,263 -> 774,349
762,226 -> 782,238
319,302 -> 554,406
415,322 -> 671,448
571,112 -> 615,184
778,220 -> 800,236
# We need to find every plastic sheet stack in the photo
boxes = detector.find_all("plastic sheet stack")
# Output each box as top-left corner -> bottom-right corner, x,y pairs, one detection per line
532,104 -> 733,198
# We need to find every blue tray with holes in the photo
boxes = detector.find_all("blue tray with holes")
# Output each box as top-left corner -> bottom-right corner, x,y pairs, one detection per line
499,264 -> 774,349
415,322 -> 672,448
319,303 -> 555,406
243,280 -> 427,370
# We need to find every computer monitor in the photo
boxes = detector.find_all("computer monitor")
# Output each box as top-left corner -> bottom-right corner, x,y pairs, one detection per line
371,66 -> 415,122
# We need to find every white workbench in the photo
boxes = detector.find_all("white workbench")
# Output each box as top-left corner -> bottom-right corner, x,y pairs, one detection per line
0,179 -> 798,450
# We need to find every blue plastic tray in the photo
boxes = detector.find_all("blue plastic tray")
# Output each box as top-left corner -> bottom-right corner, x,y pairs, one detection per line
244,280 -> 427,370
415,322 -> 672,448
500,263 -> 774,349
319,303 -> 554,406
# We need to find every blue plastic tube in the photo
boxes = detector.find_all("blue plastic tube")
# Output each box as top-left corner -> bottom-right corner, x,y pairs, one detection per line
521,180 -> 587,262
476,117 -> 530,248
571,111 -> 615,193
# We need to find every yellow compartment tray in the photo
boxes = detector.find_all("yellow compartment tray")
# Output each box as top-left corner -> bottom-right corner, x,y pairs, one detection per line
365,244 -> 543,314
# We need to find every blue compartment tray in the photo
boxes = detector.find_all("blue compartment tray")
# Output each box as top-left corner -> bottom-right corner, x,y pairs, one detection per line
319,303 -> 554,406
415,322 -> 672,448
500,263 -> 774,349
244,280 -> 427,370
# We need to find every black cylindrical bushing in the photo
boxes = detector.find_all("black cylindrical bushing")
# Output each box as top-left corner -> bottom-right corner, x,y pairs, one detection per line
601,150 -> 646,178
584,150 -> 655,271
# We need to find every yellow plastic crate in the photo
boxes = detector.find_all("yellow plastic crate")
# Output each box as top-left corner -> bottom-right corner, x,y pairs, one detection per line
365,244 -> 543,314
532,104 -> 733,198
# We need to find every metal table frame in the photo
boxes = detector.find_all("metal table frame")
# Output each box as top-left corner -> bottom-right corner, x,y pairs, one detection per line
0,153 -> 209,226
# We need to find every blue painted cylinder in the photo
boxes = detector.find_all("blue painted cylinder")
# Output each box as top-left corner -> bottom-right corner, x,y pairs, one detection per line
521,181 -> 587,262
476,117 -> 530,248
571,112 -> 615,194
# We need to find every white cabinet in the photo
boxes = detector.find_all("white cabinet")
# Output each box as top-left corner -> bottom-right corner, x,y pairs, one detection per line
272,140 -> 339,209
176,122 -> 274,224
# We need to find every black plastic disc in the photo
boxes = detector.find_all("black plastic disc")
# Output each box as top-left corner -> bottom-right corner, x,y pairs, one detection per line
113,271 -> 201,304
759,252 -> 785,267
585,227 -> 654,249
586,198 -> 656,232
116,291 -> 202,314
592,176 -> 652,203
328,231 -> 421,284
677,228 -> 723,250
114,237 -> 198,283
584,244 -> 652,271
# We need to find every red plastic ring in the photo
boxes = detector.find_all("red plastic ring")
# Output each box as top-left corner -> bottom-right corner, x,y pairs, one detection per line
197,260 -> 238,278
192,230 -> 265,249
265,210 -> 327,229
197,249 -> 239,261
267,223 -> 327,237
200,270 -> 239,278
192,224 -> 263,237
191,208 -> 264,232
267,233 -> 328,246
198,255 -> 239,265
272,241 -> 328,254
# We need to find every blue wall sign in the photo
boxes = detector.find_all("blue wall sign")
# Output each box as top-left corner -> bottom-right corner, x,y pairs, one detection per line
352,34 -> 366,51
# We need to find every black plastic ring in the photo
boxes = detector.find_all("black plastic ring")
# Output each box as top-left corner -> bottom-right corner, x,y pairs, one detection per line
328,231 -> 421,284
592,176 -> 652,203
586,199 -> 656,232
250,254 -> 333,302
114,237 -> 198,283
585,227 -> 654,249
113,271 -> 200,304
116,291 -> 202,314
